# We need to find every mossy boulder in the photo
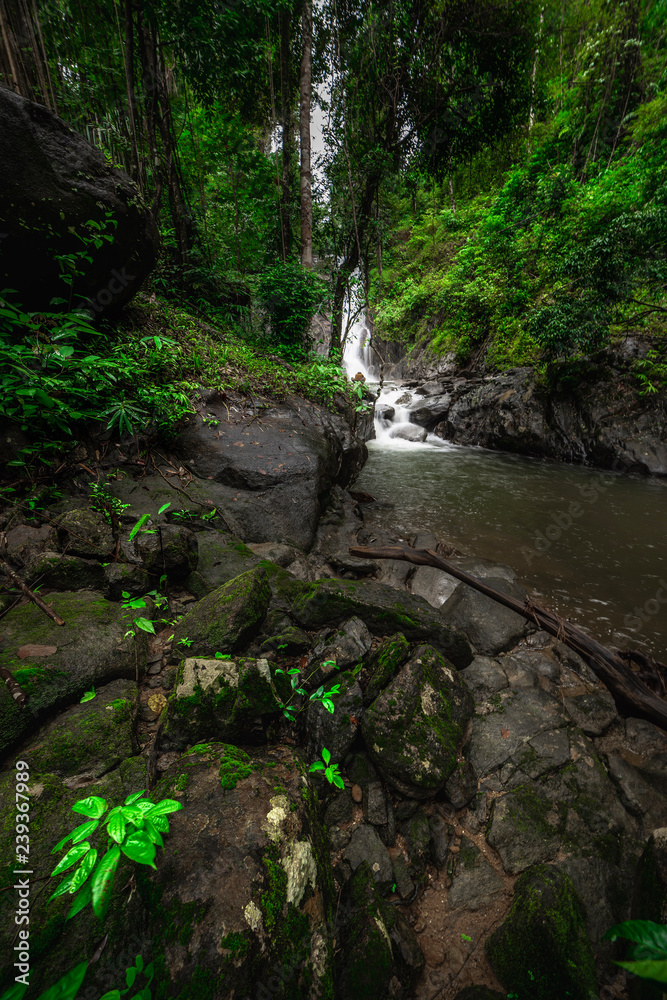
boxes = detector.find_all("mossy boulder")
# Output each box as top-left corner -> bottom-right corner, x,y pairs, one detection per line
361,645 -> 474,798
170,566 -> 271,657
22,551 -> 106,591
362,633 -> 411,706
288,579 -> 473,668
16,678 -> 137,780
334,861 -> 424,1000
104,561 -> 151,600
0,756 -> 147,997
0,590 -> 149,759
159,656 -> 287,751
485,864 -> 598,1000
57,507 -> 114,558
138,742 -> 336,1000
183,531 -> 261,598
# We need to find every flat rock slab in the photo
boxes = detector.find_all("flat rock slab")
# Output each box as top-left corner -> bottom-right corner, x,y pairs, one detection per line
183,531 -> 262,598
441,576 -> 528,656
0,591 -> 148,758
449,837 -> 504,912
289,578 -> 473,668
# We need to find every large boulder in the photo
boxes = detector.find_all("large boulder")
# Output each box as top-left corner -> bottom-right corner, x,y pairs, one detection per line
0,87 -> 158,313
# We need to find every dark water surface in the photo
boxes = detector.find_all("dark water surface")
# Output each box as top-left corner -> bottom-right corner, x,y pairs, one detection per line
354,436 -> 667,661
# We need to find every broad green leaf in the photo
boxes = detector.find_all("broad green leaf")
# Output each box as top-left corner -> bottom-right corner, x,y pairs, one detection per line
66,882 -> 92,921
0,981 -> 28,1000
157,503 -> 171,515
134,618 -> 155,634
51,842 -> 91,877
147,799 -> 183,817
333,773 -> 345,789
322,700 -> 335,714
126,967 -> 136,988
128,514 -> 150,542
124,791 -> 146,806
52,819 -> 97,853
72,796 -> 107,819
150,815 -> 169,833
49,872 -> 78,901
144,820 -> 164,847
121,830 -> 157,867
309,762 -> 325,772
107,813 -> 127,844
69,849 -> 98,893
98,993 -> 121,1000
322,748 -> 331,765
79,688 -> 95,703
604,921 -> 667,953
135,955 -> 144,973
34,959 -> 88,1000
615,959 -> 667,983
91,845 -> 121,919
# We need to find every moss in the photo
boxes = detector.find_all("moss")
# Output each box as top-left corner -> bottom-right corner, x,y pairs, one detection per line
507,782 -> 561,841
221,931 -> 249,959
218,744 -> 259,789
174,773 -> 189,792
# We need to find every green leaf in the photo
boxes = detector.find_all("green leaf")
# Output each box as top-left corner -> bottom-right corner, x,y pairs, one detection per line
157,503 -> 171,515
34,959 -> 88,1000
128,514 -> 150,542
604,921 -> 667,952
121,830 -> 156,867
135,955 -> 144,973
98,992 -> 121,1000
333,773 -> 345,789
147,799 -> 183,817
615,959 -> 667,983
51,842 -> 91,877
309,762 -> 325,772
107,812 -> 127,844
91,845 -> 121,919
0,981 -> 29,1000
322,700 -> 335,714
124,791 -> 145,805
79,688 -> 96,704
126,967 -> 137,989
69,848 -> 98,893
144,820 -> 164,847
150,815 -> 169,833
72,796 -> 107,819
66,882 -> 92,921
52,819 -> 98,853
134,618 -> 155,634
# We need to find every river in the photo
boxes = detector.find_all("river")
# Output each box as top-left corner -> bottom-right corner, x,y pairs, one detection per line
342,317 -> 667,662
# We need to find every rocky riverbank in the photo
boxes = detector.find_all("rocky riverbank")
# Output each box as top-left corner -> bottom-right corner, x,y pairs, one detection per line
1,394 -> 666,1000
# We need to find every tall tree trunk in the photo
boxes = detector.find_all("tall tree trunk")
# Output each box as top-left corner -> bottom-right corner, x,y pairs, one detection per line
279,8 -> 291,259
299,0 -> 312,268
123,0 -> 141,185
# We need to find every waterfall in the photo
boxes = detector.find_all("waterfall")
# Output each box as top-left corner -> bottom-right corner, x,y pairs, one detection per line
342,309 -> 377,381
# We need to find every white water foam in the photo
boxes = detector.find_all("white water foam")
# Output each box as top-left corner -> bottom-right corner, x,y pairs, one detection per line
371,382 -> 457,452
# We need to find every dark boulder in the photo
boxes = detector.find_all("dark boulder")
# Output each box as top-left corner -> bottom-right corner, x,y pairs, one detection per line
0,86 -> 158,313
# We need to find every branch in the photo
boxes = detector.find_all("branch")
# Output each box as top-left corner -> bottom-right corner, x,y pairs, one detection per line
0,559 -> 66,627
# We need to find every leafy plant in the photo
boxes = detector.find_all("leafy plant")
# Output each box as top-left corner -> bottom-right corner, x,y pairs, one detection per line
80,688 -> 96,704
604,920 -> 667,984
308,748 -> 345,789
256,262 -> 329,360
50,791 -> 182,921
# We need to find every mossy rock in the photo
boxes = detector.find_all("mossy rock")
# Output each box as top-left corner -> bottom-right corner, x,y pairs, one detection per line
453,989 -> 506,1000
362,633 -> 411,706
137,742 -> 336,1000
0,756 -> 147,997
22,551 -> 106,591
15,678 -> 137,779
183,531 -> 262,599
0,590 -> 149,760
361,644 -> 474,798
485,864 -> 598,1000
57,507 -> 114,558
288,579 -> 473,668
335,861 -> 424,1000
159,656 -> 287,752
170,566 -> 272,657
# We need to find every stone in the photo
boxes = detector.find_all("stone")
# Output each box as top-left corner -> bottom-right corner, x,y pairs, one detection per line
449,839 -> 504,912
445,759 -> 478,808
633,828 -> 667,926
440,576 -> 528,656
343,824 -> 393,890
170,566 -> 271,657
376,403 -> 395,421
428,813 -> 450,866
0,87 -> 158,314
22,551 -> 106,591
410,565 -> 460,608
129,524 -> 198,581
4,523 -> 58,565
485,864 -> 598,1000
409,393 -> 453,427
103,561 -> 151,600
459,656 -> 509,700
399,807 -> 432,876
352,784 -> 363,802
362,633 -> 412,706
310,616 -> 373,672
391,854 -> 416,900
487,780 -> 562,874
362,645 -> 474,798
305,670 -> 364,764
363,781 -> 388,825
183,531 -> 261,598
606,753 -> 667,832
563,690 -> 617,736
159,655 -> 284,751
388,423 -> 428,442
0,590 -> 149,757
289,579 -> 473,668
57,508 -> 114,558
325,791 -> 356,827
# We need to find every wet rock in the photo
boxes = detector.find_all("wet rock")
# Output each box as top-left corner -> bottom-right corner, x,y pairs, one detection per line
0,87 -> 158,314
399,806 -> 432,877
376,403 -> 396,421
159,655 -> 284,751
449,837 -> 504,911
392,854 -> 416,900
362,645 -> 474,798
564,689 -> 617,736
4,522 -> 58,566
606,753 -> 667,832
410,564 -> 460,608
289,579 -> 473,668
362,633 -> 412,706
388,423 -> 428,443
415,380 -> 446,397
409,393 -> 453,428
103,561 -> 151,600
487,780 -> 561,873
364,781 -> 389,825
343,824 -> 393,890
335,861 -> 424,1000
395,392 -> 412,405
0,590 -> 149,757
440,576 -> 529,656
445,759 -> 478,809
485,864 -> 598,1000
22,551 -> 106,591
325,790 -> 356,828
57,508 -> 114,558
428,813 -> 450,866
306,670 -> 364,764
625,717 -> 667,756
503,648 -> 560,686
310,616 -> 373,673
170,565 -> 271,657
459,656 -> 509,700
183,531 -> 261,598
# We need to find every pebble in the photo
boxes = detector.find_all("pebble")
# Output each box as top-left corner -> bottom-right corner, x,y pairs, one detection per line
139,705 -> 158,722
351,784 -> 363,803
147,661 -> 162,675
449,844 -> 460,854
420,936 -> 446,967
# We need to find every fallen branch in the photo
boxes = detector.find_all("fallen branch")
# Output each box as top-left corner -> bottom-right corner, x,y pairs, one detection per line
0,559 -> 66,626
350,543 -> 667,731
0,666 -> 27,708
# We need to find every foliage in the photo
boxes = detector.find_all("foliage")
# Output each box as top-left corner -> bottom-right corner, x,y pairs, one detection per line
256,261 -> 330,359
604,919 -> 667,984
308,747 -> 345,789
0,954 -> 153,1000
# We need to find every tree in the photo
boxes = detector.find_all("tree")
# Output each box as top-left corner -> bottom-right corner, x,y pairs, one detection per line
300,0 -> 313,268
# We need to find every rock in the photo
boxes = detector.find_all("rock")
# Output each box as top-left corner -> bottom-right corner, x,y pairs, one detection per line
415,380 -> 446,397
170,397 -> 367,550
159,655 -> 284,751
258,611 -> 312,655
364,781 -> 389,825
395,393 -> 412,405
127,524 -> 198,581
103,561 -> 151,600
361,645 -> 474,798
4,522 -> 58,565
246,541 -> 300,567
351,784 -> 363,804
170,566 -> 271,657
633,828 -> 667,926
392,854 -> 416,900
305,670 -> 364,764
410,565 -> 460,608
0,87 -> 158,313
0,590 -> 149,757
487,780 -> 563,874
325,790 -> 356,826
485,864 -> 598,1000
15,678 -> 137,782
138,743 -> 336,1000
440,576 -> 528,656
388,423 -> 428,442
459,656 -> 509,700
183,532 -> 262,598
288,579 -> 473,668
453,989 -> 506,1000
606,753 -> 667,833
343,824 -> 393,890
563,690 -> 618,736
625,717 -> 667,756
335,861 -> 424,1000
399,807 -> 432,877
310,616 -> 373,672
449,837 -> 504,911
445,759 -> 478,809
428,813 -> 450,866
376,403 -> 396,422
57,508 -> 114,558
409,393 -> 453,428
22,551 -> 106,591
362,633 -> 412,706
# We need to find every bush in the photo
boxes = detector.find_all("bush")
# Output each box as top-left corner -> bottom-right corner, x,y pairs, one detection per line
256,261 -> 329,360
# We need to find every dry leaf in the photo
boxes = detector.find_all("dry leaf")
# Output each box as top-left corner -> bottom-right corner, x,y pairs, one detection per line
500,728 -> 510,738
17,644 -> 57,659
148,693 -> 167,715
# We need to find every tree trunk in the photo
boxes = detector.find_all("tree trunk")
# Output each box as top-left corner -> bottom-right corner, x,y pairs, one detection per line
299,0 -> 312,268
279,8 -> 291,259
123,0 -> 141,185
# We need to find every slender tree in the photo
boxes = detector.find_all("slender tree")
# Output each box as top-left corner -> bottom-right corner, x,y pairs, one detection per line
279,7 -> 292,258
299,0 -> 313,268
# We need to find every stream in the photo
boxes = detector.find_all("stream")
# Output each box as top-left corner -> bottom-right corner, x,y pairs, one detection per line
343,313 -> 667,662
